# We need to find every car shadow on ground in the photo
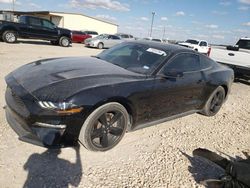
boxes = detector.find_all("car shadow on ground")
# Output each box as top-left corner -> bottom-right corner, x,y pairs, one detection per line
16,40 -> 73,47
23,145 -> 82,188
16,40 -> 53,46
180,150 -> 224,185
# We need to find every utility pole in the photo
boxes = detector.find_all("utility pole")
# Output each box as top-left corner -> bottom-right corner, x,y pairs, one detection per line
12,0 -> 15,12
149,12 -> 155,37
162,26 -> 166,39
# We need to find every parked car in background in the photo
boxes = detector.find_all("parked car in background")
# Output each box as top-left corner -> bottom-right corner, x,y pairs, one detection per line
178,39 -> 210,55
162,39 -> 168,43
82,30 -> 98,38
143,37 -> 152,41
85,34 -> 123,49
72,31 -> 91,43
210,37 -> 250,79
5,41 -> 234,151
152,38 -> 162,42
0,15 -> 72,47
116,33 -> 134,40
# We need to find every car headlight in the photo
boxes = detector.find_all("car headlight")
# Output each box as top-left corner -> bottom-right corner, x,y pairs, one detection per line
38,101 -> 83,115
91,40 -> 98,44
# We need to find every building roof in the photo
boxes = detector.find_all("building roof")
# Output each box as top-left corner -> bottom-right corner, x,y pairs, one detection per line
0,10 -> 118,26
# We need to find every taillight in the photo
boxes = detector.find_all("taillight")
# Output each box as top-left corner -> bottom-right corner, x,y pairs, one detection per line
207,47 -> 211,56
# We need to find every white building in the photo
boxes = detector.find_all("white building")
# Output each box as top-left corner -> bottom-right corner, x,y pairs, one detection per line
0,10 -> 118,34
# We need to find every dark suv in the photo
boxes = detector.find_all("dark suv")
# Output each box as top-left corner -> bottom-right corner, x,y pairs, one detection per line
0,15 -> 72,47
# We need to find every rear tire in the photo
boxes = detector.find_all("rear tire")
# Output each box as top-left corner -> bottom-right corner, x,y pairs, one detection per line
78,102 -> 129,152
59,36 -> 70,47
2,30 -> 17,43
97,42 -> 104,49
201,86 -> 225,116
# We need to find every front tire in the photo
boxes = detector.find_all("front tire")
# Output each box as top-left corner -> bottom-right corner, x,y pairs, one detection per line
97,42 -> 104,49
59,36 -> 70,47
2,30 -> 17,43
201,86 -> 225,116
78,102 -> 129,152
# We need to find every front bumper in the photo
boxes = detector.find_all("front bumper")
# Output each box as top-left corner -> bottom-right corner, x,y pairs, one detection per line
5,107 -> 66,147
4,75 -> 84,148
85,42 -> 97,48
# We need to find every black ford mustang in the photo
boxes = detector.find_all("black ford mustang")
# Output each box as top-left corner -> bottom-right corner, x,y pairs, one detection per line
5,41 -> 234,151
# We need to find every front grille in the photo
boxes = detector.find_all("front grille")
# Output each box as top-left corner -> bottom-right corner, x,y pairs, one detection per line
5,87 -> 30,117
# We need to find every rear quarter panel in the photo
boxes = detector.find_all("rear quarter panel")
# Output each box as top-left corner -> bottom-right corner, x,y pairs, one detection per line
203,63 -> 234,102
0,21 -> 22,35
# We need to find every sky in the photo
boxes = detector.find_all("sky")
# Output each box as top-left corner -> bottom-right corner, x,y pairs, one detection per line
0,0 -> 249,44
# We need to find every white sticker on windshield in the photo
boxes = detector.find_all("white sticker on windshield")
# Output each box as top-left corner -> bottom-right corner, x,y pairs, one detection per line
143,65 -> 149,69
146,48 -> 167,56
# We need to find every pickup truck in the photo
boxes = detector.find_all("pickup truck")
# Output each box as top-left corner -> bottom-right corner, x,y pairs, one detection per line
0,15 -> 72,47
178,39 -> 210,54
210,38 -> 250,79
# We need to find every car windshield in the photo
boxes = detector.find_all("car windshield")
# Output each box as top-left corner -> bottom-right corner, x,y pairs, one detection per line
96,43 -> 169,74
93,34 -> 108,39
186,39 -> 199,44
236,39 -> 250,50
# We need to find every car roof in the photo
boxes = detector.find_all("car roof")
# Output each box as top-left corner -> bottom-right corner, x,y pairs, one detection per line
240,37 -> 250,40
186,39 -> 207,42
125,40 -> 194,53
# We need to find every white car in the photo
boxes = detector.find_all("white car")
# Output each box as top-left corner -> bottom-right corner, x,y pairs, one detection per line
210,37 -> 250,78
116,33 -> 135,41
152,38 -> 163,42
179,39 -> 210,54
82,31 -> 99,38
85,34 -> 123,49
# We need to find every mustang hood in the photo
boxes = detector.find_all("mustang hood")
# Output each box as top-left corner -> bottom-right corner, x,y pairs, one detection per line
7,57 -> 143,101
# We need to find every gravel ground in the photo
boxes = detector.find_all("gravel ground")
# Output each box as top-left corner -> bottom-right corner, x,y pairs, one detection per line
0,40 -> 249,188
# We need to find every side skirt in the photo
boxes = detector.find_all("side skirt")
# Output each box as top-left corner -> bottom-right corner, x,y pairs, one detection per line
130,110 -> 200,132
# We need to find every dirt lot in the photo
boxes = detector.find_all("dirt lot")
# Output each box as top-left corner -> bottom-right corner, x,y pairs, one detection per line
0,41 -> 249,188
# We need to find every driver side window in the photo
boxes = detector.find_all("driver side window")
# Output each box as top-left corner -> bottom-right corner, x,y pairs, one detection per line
162,53 -> 200,74
42,20 -> 55,29
199,41 -> 207,47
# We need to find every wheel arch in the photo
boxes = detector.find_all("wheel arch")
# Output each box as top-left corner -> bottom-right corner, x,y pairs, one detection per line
221,84 -> 228,97
59,34 -> 71,39
98,42 -> 104,47
90,97 -> 136,129
2,26 -> 18,34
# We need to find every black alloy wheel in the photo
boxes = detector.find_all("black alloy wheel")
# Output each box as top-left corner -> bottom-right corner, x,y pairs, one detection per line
201,86 -> 225,116
91,111 -> 125,148
79,102 -> 129,152
209,91 -> 224,113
